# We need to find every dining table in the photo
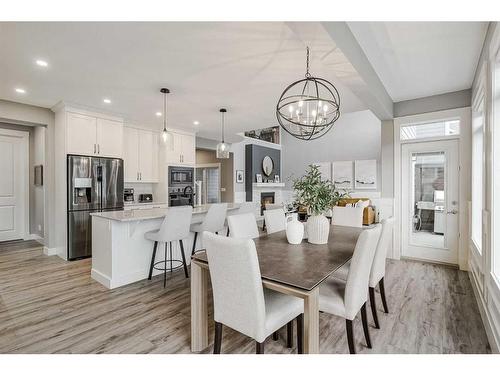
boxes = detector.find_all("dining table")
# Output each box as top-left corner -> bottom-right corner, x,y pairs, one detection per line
190,225 -> 365,354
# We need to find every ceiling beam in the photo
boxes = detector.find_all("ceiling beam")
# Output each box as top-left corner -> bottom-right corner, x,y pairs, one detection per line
287,22 -> 393,120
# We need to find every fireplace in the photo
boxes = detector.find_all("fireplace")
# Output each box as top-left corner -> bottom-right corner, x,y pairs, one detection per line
260,192 -> 275,216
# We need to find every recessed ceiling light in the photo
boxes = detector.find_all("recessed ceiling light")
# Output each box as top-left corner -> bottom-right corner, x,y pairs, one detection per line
103,98 -> 111,104
15,88 -> 26,94
156,112 -> 162,117
36,59 -> 48,67
193,121 -> 200,125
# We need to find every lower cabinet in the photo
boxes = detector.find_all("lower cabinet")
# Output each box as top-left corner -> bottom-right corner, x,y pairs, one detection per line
123,126 -> 159,183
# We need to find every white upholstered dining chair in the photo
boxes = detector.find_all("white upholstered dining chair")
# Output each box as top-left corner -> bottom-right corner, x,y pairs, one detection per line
368,217 -> 394,328
225,202 -> 257,236
228,213 -> 259,239
319,225 -> 381,354
203,232 -> 304,354
190,203 -> 227,255
331,206 -> 364,228
263,208 -> 286,234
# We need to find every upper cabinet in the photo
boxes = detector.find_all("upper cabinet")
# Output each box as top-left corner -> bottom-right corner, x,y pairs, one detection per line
123,126 -> 159,183
65,111 -> 123,158
166,131 -> 195,165
96,118 -> 123,158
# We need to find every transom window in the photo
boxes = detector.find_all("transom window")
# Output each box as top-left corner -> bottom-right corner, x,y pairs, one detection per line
400,120 -> 460,141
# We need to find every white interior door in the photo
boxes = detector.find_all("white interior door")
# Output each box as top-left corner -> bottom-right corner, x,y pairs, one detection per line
0,131 -> 28,242
401,139 -> 459,264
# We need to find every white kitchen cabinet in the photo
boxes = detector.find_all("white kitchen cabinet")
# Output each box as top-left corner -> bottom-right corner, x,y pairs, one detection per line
123,127 -> 139,182
66,112 -> 97,156
166,131 -> 195,165
66,111 -> 123,158
97,118 -> 123,158
123,126 -> 159,183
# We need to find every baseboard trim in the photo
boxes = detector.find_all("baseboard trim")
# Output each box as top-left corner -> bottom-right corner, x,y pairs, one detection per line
469,270 -> 500,353
91,269 -> 112,289
43,246 -> 58,256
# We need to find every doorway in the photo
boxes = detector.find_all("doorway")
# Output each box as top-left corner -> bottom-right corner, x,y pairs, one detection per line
401,139 -> 459,264
195,164 -> 221,205
0,129 -> 29,242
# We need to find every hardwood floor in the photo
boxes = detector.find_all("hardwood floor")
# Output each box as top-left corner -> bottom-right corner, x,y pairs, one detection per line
0,240 -> 491,354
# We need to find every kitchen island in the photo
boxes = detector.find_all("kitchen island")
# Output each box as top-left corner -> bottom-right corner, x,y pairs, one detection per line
90,203 -> 239,289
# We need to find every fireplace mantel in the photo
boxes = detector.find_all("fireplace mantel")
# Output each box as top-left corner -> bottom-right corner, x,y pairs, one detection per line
252,182 -> 285,188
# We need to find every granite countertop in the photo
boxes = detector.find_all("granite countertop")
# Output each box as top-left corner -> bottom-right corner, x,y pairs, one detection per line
124,201 -> 168,206
90,203 -> 240,222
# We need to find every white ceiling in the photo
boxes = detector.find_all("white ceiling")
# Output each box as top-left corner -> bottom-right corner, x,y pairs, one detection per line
0,22 -> 366,142
348,22 -> 488,102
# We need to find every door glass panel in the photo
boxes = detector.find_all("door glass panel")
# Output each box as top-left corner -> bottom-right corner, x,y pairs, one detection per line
195,166 -> 220,205
410,151 -> 446,249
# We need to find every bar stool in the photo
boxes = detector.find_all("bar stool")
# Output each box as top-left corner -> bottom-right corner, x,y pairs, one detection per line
190,203 -> 227,256
145,206 -> 193,287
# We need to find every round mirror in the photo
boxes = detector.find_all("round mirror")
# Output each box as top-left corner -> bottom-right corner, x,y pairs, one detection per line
262,156 -> 274,176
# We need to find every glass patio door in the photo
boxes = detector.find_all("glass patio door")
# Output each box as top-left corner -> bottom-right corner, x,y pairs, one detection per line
401,139 -> 459,264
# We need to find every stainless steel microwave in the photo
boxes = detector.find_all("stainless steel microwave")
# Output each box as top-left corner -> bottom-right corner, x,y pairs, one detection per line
168,166 -> 194,186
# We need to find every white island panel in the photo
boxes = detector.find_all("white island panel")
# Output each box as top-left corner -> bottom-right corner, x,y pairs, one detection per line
91,204 -> 239,289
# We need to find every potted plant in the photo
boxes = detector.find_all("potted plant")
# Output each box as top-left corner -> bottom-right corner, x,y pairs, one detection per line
292,165 -> 349,244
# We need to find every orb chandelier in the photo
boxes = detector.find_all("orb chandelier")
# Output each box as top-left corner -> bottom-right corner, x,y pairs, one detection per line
216,108 -> 229,159
160,87 -> 170,143
276,47 -> 341,141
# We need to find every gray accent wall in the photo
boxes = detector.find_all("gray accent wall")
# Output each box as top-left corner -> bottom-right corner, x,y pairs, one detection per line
393,89 -> 472,118
245,144 -> 281,201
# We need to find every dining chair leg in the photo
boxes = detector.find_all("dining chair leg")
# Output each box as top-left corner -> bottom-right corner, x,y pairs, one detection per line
272,331 -> 279,341
256,341 -> 265,354
361,303 -> 372,349
163,242 -> 168,288
169,242 -> 173,273
369,287 -> 380,329
287,321 -> 293,348
379,278 -> 389,313
346,319 -> 356,354
213,322 -> 223,354
226,227 -> 230,236
148,241 -> 158,280
191,232 -> 198,256
179,240 -> 189,278
297,314 -> 303,354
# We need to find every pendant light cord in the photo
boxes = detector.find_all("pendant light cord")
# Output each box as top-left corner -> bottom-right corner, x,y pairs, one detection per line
221,111 -> 225,143
163,91 -> 167,132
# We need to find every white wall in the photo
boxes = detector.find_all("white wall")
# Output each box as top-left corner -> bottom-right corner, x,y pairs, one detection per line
281,110 -> 382,191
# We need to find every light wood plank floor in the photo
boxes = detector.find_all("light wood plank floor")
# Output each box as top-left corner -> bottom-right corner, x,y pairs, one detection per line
0,240 -> 491,354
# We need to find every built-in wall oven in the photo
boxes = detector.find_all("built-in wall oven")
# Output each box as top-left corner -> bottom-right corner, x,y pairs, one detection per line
168,166 -> 194,206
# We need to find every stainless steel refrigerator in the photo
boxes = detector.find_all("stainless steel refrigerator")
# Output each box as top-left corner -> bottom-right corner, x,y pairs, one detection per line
67,155 -> 124,260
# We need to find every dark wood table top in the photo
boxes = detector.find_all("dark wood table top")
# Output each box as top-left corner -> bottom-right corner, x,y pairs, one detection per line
191,225 -> 365,291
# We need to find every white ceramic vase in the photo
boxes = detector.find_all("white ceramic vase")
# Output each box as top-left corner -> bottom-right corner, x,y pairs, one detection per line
306,214 -> 330,244
286,214 -> 304,244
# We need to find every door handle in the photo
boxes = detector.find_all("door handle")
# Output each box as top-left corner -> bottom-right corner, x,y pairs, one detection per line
137,172 -> 139,181
447,209 -> 458,215
94,144 -> 96,154
97,144 -> 100,154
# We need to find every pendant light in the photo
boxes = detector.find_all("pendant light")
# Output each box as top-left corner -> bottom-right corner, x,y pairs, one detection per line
276,47 -> 341,141
216,108 -> 229,159
160,88 -> 170,142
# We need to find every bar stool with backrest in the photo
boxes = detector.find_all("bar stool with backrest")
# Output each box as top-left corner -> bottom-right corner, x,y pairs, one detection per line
368,217 -> 394,328
263,208 -> 286,234
190,203 -> 227,256
203,232 -> 304,354
319,225 -> 381,354
145,206 -> 192,288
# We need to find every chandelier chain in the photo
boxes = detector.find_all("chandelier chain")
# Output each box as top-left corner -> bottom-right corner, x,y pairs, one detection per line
305,46 -> 311,78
